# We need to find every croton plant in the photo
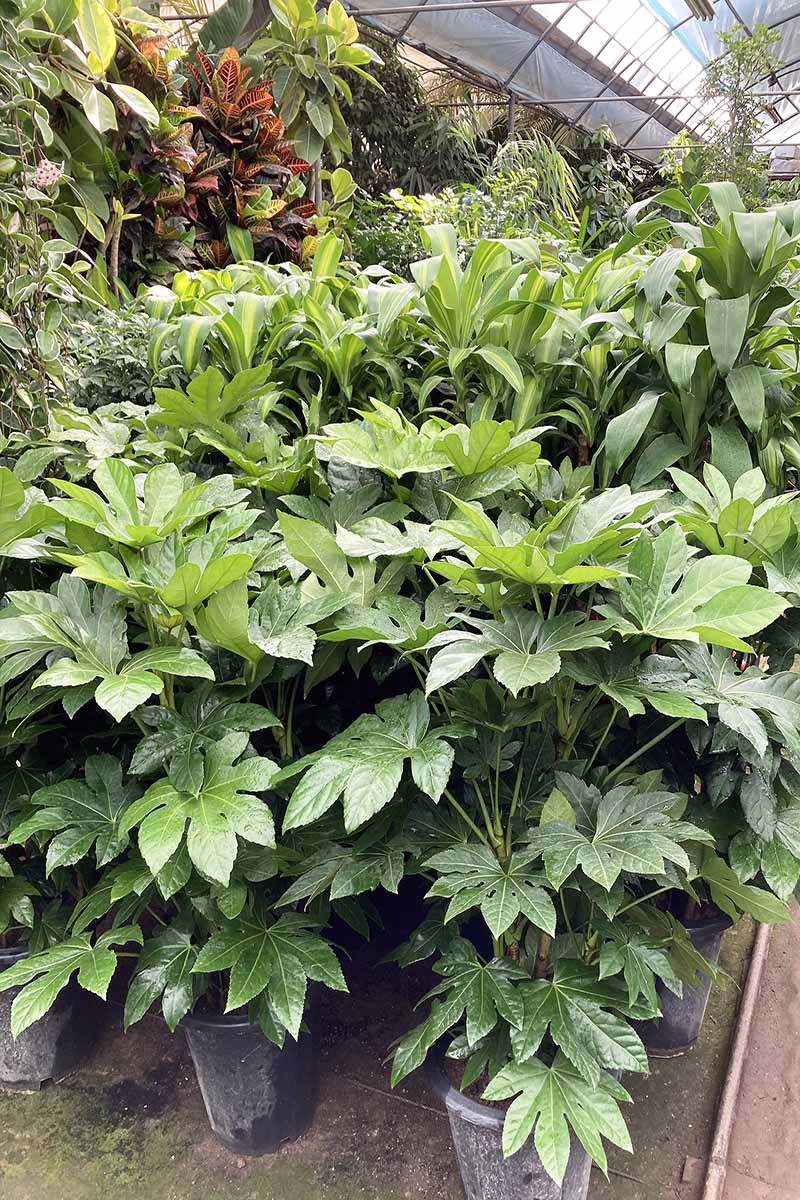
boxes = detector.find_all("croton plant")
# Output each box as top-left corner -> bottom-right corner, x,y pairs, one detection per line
1,228 -> 798,1187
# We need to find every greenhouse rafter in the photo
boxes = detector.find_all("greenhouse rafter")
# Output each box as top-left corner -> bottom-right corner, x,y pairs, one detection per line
342,0 -> 800,158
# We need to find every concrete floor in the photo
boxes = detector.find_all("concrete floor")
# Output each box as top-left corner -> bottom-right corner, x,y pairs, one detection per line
0,910 -> 794,1200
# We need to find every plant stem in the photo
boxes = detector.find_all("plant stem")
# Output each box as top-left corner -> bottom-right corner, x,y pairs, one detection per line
586,703 -> 618,774
559,890 -> 573,934
444,788 -> 491,848
534,931 -> 552,978
604,718 -> 685,785
616,884 -> 674,917
471,781 -> 497,845
504,737 -> 528,857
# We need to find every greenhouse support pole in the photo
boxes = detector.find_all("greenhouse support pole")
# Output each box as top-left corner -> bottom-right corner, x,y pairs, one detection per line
508,94 -> 516,136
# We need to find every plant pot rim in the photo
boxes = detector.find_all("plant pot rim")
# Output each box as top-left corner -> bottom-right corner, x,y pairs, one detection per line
0,944 -> 28,969
183,1006 -> 255,1032
425,1043 -> 505,1131
681,907 -> 733,937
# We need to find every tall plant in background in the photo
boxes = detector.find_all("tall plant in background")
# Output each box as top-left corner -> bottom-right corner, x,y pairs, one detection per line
249,0 -> 382,168
345,34 -> 493,195
0,0 -> 164,428
571,127 -> 657,249
664,24 -> 781,206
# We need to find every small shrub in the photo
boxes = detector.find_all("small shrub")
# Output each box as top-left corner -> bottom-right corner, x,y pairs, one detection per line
62,308 -> 156,410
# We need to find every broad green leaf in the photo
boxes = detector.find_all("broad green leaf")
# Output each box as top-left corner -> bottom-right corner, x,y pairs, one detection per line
706,295 -> 749,375
484,1055 -> 631,1182
726,364 -> 765,433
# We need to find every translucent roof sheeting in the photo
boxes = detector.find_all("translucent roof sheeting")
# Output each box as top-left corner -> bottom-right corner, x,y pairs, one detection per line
343,0 -> 800,159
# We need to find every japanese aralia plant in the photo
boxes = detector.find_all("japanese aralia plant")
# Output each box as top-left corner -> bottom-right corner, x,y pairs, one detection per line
0,457 -> 357,1136
217,400 -> 792,1191
0,216 -> 797,1189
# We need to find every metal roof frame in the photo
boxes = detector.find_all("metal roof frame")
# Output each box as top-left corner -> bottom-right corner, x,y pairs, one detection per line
341,0 -> 800,160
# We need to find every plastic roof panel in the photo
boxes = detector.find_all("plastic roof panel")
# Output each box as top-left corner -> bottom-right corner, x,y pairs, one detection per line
345,0 -> 800,157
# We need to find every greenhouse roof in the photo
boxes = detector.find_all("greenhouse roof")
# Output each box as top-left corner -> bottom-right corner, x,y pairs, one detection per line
343,0 -> 800,160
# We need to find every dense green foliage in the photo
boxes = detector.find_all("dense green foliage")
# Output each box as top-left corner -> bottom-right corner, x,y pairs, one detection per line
2,178 -> 800,1183
2,0 -> 799,1183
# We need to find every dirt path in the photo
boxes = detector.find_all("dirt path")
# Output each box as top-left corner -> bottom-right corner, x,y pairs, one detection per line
723,908 -> 800,1200
0,903 -> 761,1200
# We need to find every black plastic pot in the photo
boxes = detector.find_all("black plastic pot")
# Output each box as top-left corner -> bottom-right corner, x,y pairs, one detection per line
183,1008 -> 318,1155
426,1052 -> 593,1200
0,945 -> 89,1091
637,908 -> 732,1058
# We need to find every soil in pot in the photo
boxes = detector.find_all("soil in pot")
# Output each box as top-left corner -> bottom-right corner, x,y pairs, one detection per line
429,1052 -> 593,1200
637,906 -> 732,1058
183,1004 -> 318,1155
0,944 -> 94,1091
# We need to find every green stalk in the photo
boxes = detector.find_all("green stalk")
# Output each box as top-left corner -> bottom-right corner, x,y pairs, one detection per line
616,885 -> 675,917
444,788 -> 492,848
604,718 -> 685,785
493,737 -> 502,830
559,890 -> 573,934
504,739 -> 527,858
472,781 -> 497,846
585,703 -> 618,774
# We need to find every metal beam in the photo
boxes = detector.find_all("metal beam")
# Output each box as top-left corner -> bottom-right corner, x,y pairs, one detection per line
432,89 -> 800,105
348,0 -> 595,14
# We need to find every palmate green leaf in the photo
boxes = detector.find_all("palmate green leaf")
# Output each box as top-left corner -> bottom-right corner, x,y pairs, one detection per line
317,414 -> 451,479
508,962 -> 649,1085
602,524 -> 787,651
565,647 -> 707,721
192,910 -> 346,1039
321,592 -> 447,654
526,773 -> 711,891
0,926 -> 142,1036
248,580 -> 347,666
122,732 -> 278,886
673,643 -> 800,757
439,420 -> 544,476
335,519 -> 459,563
597,924 -> 682,1010
192,577 -> 262,663
152,364 -> 272,430
69,855 -> 155,936
434,489 -> 659,592
391,942 -> 527,1084
278,512 -> 376,607
50,461 -> 250,551
0,576 -> 214,721
483,1054 -> 631,1182
425,845 -> 556,939
282,693 -> 453,833
6,755 -> 142,874
426,608 -> 608,699
130,686 -> 279,793
278,839 -> 406,906
124,917 -> 201,1032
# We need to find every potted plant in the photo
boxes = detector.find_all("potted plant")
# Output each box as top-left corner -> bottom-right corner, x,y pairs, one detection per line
273,406 -> 793,1193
